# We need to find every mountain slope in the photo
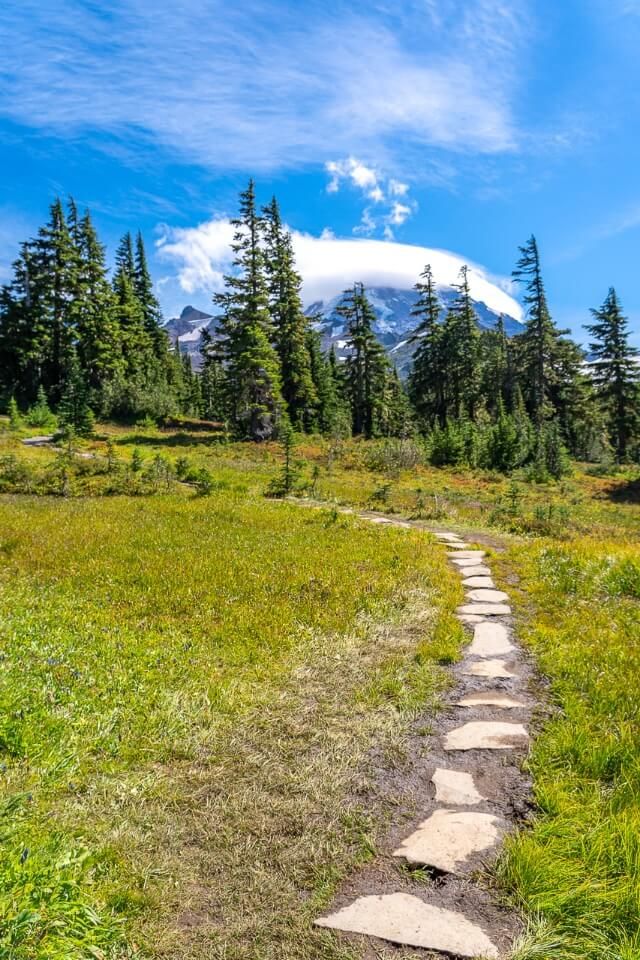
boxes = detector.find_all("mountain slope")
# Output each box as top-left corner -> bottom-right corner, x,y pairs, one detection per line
164,285 -> 522,372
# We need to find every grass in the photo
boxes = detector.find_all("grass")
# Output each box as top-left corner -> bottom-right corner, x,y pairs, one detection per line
0,493 -> 462,959
1,419 -> 640,957
498,539 -> 640,960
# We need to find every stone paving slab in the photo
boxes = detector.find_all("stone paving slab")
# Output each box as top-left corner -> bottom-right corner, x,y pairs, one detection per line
458,564 -> 492,577
315,893 -> 499,958
432,768 -> 486,805
393,809 -> 504,872
457,603 -> 512,616
434,532 -> 466,542
457,691 -> 525,709
457,613 -> 486,624
445,721 -> 529,751
448,550 -> 486,560
467,622 -> 514,658
462,576 -> 495,588
465,588 -> 510,603
446,542 -> 472,549
462,658 -> 516,678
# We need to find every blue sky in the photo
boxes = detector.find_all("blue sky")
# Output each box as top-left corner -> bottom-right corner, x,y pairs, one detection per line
1,0 -> 640,343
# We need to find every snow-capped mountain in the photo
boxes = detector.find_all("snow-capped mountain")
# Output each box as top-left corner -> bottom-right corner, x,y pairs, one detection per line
164,285 -> 522,372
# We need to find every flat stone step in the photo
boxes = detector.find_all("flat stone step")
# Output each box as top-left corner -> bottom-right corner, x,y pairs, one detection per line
462,576 -> 495,588
432,768 -> 486,805
457,613 -> 485,624
450,557 -> 488,568
457,603 -> 512,617
315,893 -> 499,958
445,542 -> 472,549
457,691 -> 525,709
434,532 -> 465,542
393,809 -> 504,872
468,622 -> 514,658
457,564 -> 492,577
445,721 -> 529,751
462,658 -> 516,678
466,588 -> 510,603
448,550 -> 486,560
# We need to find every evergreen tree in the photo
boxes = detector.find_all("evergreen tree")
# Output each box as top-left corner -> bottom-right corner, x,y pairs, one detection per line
0,243 -> 42,404
585,288 -> 639,460
115,232 -> 135,280
213,180 -> 284,440
440,266 -> 481,420
73,210 -> 122,398
31,199 -> 79,401
262,198 -> 317,430
200,328 -> 228,422
338,284 -> 390,438
134,232 -> 167,359
306,329 -> 349,436
408,265 -> 445,426
512,235 -> 568,425
26,385 -> 55,428
57,349 -> 94,437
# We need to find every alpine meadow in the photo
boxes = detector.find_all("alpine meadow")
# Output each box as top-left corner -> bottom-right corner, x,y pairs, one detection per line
1,2 -> 639,959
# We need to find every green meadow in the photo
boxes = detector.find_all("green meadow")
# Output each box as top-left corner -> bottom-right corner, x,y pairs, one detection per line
0,421 -> 639,958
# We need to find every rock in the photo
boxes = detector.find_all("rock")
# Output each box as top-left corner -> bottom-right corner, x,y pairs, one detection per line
462,576 -> 495,588
315,893 -> 499,958
432,768 -> 486,805
466,589 -> 510,603
468,621 -> 514,658
370,517 -> 393,524
457,691 -> 525,709
457,613 -> 485,624
445,721 -> 529,751
457,564 -> 492,577
448,550 -> 486,560
462,658 -> 516,678
445,542 -> 471,549
393,809 -> 504,872
434,532 -> 465,542
456,603 -> 511,616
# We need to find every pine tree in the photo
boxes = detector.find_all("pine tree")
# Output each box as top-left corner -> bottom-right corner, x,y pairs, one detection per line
480,316 -> 511,415
0,243 -> 42,404
115,232 -> 135,280
338,284 -> 391,438
134,232 -> 168,360
26,385 -> 55,428
408,265 -> 445,426
73,210 -> 122,398
57,349 -> 94,437
262,198 -> 317,431
585,288 -> 639,461
31,199 -> 79,401
440,266 -> 481,420
512,235 -> 568,426
213,180 -> 284,440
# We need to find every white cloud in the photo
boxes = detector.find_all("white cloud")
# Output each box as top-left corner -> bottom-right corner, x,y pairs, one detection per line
325,155 -> 418,236
0,0 -> 527,173
156,216 -> 523,321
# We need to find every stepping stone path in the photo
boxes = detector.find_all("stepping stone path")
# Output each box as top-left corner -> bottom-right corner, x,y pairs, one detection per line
315,520 -> 533,958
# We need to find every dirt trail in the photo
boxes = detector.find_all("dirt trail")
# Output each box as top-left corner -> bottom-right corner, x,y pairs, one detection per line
311,510 -> 535,959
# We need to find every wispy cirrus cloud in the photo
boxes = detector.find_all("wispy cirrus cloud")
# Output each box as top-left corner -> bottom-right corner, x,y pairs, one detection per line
0,0 -> 528,176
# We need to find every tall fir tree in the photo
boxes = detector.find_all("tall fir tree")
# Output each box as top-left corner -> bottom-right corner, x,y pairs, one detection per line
512,235 -> 568,426
73,210 -> 122,398
31,199 -> 79,401
440,266 -> 481,420
262,197 -> 317,431
213,180 -> 284,440
134,232 -> 168,360
408,265 -> 445,427
585,288 -> 639,460
338,284 -> 394,438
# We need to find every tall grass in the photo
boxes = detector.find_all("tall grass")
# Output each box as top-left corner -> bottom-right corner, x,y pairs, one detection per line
0,494 -> 460,958
499,540 -> 640,960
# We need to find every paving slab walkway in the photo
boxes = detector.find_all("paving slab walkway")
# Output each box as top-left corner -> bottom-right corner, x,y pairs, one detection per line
313,513 -> 535,959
